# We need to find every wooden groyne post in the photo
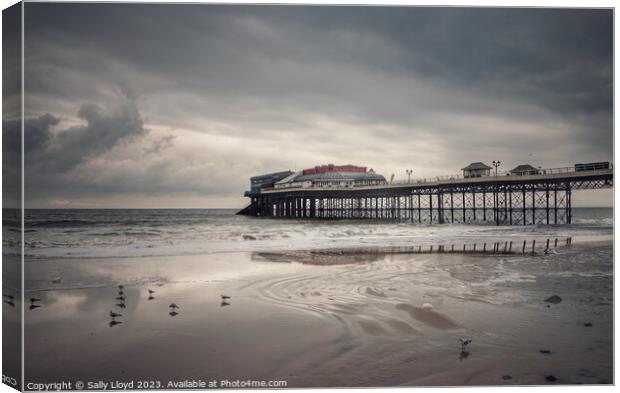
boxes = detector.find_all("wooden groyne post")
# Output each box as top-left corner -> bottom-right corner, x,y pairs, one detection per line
407,236 -> 570,256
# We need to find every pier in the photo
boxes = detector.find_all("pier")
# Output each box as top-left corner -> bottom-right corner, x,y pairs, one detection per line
239,163 -> 613,225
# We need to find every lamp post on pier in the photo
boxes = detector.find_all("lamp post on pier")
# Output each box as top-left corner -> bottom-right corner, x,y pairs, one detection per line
406,169 -> 413,183
492,160 -> 501,225
492,160 -> 501,176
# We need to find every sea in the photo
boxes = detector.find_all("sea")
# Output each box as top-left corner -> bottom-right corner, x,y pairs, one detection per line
2,207 -> 613,259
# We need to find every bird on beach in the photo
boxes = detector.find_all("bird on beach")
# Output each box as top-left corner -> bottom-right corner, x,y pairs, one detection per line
3,293 -> 14,300
3,300 -> 15,308
115,302 -> 126,309
148,296 -> 155,301
221,301 -> 230,307
459,338 -> 472,351
109,320 -> 122,327
110,311 -> 122,318
29,304 -> 41,310
30,297 -> 42,303
169,303 -> 180,310
221,295 -> 231,300
118,290 -> 124,296
118,285 -> 124,290
148,289 -> 155,295
116,296 -> 126,301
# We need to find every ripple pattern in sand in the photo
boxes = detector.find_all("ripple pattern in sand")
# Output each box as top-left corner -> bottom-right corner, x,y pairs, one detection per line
241,254 -> 469,339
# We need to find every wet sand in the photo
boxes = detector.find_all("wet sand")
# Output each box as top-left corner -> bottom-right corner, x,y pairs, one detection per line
21,241 -> 612,387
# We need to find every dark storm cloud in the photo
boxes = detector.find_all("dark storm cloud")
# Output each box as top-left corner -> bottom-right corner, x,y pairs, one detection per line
24,5 -> 612,115
20,95 -> 147,172
13,94 -> 150,201
20,4 -> 613,207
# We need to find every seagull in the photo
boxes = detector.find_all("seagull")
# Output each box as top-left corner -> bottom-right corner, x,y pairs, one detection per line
29,304 -> 41,310
3,294 -> 14,300
148,296 -> 155,301
109,320 -> 122,327
115,302 -> 126,309
118,285 -> 124,290
221,295 -> 231,300
115,296 -> 126,301
169,303 -> 180,310
148,289 -> 155,295
3,300 -> 15,308
169,311 -> 179,317
30,298 -> 42,303
221,301 -> 230,307
118,291 -> 124,296
110,311 -> 122,318
459,338 -> 472,351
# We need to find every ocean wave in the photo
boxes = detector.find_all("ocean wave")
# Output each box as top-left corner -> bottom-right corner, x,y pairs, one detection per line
18,208 -> 613,259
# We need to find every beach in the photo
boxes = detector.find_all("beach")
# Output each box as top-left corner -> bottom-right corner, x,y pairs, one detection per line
21,236 -> 612,387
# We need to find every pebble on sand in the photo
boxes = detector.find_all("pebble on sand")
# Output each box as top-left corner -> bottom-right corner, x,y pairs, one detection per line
544,295 -> 562,304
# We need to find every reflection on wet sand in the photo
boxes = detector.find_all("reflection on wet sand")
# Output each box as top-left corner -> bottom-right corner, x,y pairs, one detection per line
29,297 -> 43,311
252,250 -> 385,265
109,320 -> 122,327
459,350 -> 471,361
395,303 -> 458,329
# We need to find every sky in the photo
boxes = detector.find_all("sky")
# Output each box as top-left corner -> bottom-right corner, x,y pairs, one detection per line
4,4 -> 614,208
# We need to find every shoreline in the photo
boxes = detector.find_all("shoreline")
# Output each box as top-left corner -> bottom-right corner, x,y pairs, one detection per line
19,233 -> 613,264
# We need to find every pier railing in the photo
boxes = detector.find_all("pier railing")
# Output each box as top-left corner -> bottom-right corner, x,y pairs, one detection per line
266,164 -> 613,191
